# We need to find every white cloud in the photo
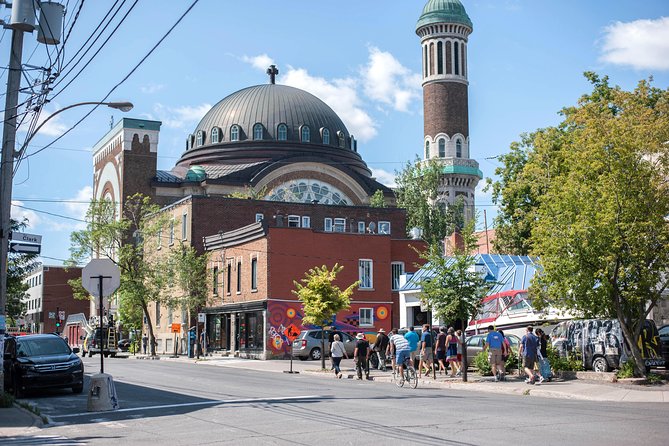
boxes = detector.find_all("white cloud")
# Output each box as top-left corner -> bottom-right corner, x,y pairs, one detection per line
141,83 -> 165,94
10,201 -> 40,228
17,105 -> 69,138
361,46 -> 422,112
370,168 -> 397,188
242,54 -> 275,71
151,103 -> 212,129
600,17 -> 669,70
281,67 -> 378,142
64,186 -> 93,231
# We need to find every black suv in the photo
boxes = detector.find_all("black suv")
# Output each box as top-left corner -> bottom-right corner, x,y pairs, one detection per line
3,333 -> 84,398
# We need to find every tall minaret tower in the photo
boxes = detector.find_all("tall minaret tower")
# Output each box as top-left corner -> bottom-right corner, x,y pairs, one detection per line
416,0 -> 481,221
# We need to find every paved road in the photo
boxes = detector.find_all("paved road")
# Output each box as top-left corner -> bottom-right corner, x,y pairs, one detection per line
5,357 -> 669,445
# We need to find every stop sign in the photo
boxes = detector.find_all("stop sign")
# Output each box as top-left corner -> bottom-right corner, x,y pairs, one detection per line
82,258 -> 121,298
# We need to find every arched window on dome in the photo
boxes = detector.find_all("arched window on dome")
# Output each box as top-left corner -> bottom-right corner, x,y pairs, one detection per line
321,128 -> 330,145
337,131 -> 346,148
301,126 -> 310,143
211,127 -> 220,144
230,125 -> 240,142
456,139 -> 462,158
196,130 -> 205,147
186,135 -> 192,151
438,138 -> 445,157
253,123 -> 263,140
425,141 -> 430,159
350,135 -> 356,152
277,123 -> 288,141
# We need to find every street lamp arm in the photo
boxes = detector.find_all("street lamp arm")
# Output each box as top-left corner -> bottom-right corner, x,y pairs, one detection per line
14,101 -> 134,158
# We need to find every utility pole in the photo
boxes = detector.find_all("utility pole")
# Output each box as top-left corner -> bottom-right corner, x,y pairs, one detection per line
0,0 -> 64,396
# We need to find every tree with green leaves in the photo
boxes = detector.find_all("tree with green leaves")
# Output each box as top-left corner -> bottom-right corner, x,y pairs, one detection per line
395,156 -> 465,246
370,189 -> 387,208
528,73 -> 669,376
6,219 -> 40,326
68,194 -> 169,356
417,220 -> 489,382
292,264 -> 358,370
164,242 -> 210,357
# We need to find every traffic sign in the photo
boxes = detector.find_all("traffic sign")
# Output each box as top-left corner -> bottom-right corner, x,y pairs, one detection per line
283,324 -> 301,342
9,242 -> 41,254
58,310 -> 65,320
9,232 -> 42,244
171,323 -> 181,333
82,258 -> 121,298
48,312 -> 55,319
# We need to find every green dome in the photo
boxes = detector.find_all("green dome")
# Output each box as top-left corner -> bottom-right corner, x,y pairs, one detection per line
185,165 -> 207,182
416,0 -> 473,32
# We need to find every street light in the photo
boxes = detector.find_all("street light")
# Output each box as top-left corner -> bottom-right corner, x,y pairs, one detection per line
0,99 -> 133,395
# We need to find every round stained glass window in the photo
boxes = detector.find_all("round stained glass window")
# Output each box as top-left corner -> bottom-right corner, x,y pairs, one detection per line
266,180 -> 350,205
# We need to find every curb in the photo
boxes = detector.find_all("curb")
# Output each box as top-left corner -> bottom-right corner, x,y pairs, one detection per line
13,403 -> 44,428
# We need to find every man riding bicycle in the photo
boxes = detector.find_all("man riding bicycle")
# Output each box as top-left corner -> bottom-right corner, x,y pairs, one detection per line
389,328 -> 411,382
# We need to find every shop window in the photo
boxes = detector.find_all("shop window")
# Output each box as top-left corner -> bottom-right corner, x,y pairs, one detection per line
391,262 -> 405,291
359,259 -> 373,289
359,308 -> 373,327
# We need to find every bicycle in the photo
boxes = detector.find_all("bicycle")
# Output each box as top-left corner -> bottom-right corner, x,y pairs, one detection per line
393,356 -> 418,389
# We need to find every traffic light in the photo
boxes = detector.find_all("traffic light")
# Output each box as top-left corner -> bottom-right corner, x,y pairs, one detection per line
55,321 -> 61,328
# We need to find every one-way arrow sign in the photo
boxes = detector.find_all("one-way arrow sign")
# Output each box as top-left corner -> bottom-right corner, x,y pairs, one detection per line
9,242 -> 41,254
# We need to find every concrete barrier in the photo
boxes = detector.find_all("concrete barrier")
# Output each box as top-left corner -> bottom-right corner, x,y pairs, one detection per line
87,373 -> 120,412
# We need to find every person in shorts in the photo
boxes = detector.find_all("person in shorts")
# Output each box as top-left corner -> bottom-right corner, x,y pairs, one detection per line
390,328 -> 411,382
484,325 -> 505,381
519,326 -> 540,384
404,326 -> 420,365
435,327 -> 447,374
419,324 -> 434,377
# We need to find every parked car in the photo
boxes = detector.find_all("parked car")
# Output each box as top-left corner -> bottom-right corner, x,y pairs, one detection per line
292,329 -> 356,360
117,339 -> 132,352
81,328 -> 118,358
551,319 -> 665,372
464,333 -> 521,367
658,324 -> 669,366
3,333 -> 84,398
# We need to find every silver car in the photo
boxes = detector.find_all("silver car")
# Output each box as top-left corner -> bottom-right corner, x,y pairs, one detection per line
292,330 -> 357,360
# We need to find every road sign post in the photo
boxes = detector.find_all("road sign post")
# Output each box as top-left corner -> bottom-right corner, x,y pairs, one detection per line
283,324 -> 301,374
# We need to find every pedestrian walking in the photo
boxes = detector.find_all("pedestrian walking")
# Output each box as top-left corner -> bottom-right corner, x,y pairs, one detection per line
484,325 -> 505,381
419,324 -> 434,377
354,333 -> 371,380
373,328 -> 389,371
519,326 -> 541,384
435,327 -> 447,374
330,334 -> 348,378
142,333 -> 148,355
445,327 -> 460,377
536,328 -> 552,382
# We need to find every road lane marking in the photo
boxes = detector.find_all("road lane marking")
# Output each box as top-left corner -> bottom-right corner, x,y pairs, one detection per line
50,394 -> 327,419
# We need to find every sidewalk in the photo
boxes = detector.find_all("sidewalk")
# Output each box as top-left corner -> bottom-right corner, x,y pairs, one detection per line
136,353 -> 669,403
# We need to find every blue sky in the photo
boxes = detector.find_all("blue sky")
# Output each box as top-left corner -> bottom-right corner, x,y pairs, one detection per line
2,0 -> 668,266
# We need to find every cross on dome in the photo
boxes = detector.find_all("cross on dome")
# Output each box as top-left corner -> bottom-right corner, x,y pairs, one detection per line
267,65 -> 279,84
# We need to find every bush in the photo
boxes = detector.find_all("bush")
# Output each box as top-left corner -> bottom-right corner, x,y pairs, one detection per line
474,351 -> 492,375
616,360 -> 635,379
547,345 -> 583,372
0,392 -> 15,408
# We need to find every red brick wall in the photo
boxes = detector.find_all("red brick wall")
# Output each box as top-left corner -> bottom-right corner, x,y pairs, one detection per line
41,267 -> 88,334
423,82 -> 469,139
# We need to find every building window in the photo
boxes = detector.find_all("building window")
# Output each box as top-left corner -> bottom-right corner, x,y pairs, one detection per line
212,266 -> 219,295
230,125 -> 240,141
333,218 -> 346,232
358,221 -> 365,234
301,216 -> 311,228
359,308 -> 373,327
251,258 -> 258,291
287,215 -> 300,227
253,123 -> 263,140
277,123 -> 288,141
456,139 -> 462,158
169,220 -> 174,245
322,128 -> 330,145
359,259 -> 373,289
155,303 -> 161,327
437,41 -> 443,75
337,131 -> 346,148
378,221 -> 390,234
255,213 -> 264,223
211,127 -> 220,144
301,126 -> 310,143
324,218 -> 333,232
236,261 -> 242,293
157,228 -> 162,248
226,261 -> 232,294
438,139 -> 445,157
196,130 -> 205,146
454,41 -> 460,75
391,262 -> 405,291
425,141 -> 430,158
182,213 -> 188,240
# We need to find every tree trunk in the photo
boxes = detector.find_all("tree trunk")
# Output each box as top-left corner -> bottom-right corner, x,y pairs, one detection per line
460,330 -> 468,382
617,316 -> 647,377
141,301 -> 157,356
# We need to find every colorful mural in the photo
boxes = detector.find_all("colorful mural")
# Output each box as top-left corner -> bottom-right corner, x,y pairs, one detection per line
266,299 -> 392,357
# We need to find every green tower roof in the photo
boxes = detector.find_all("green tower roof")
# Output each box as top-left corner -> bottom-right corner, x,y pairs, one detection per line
416,0 -> 473,32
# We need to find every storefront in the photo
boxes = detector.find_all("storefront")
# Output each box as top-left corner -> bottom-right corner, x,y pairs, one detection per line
204,300 -> 267,359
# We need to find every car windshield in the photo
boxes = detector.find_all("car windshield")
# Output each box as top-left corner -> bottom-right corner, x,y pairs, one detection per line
18,338 -> 70,357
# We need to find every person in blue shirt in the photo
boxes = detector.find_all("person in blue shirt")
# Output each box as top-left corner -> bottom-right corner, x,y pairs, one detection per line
404,326 -> 420,365
419,324 -> 434,378
484,325 -> 505,381
519,326 -> 540,384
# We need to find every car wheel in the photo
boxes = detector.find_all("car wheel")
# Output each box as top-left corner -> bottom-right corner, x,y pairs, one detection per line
310,347 -> 322,361
592,356 -> 609,372
72,384 -> 84,394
